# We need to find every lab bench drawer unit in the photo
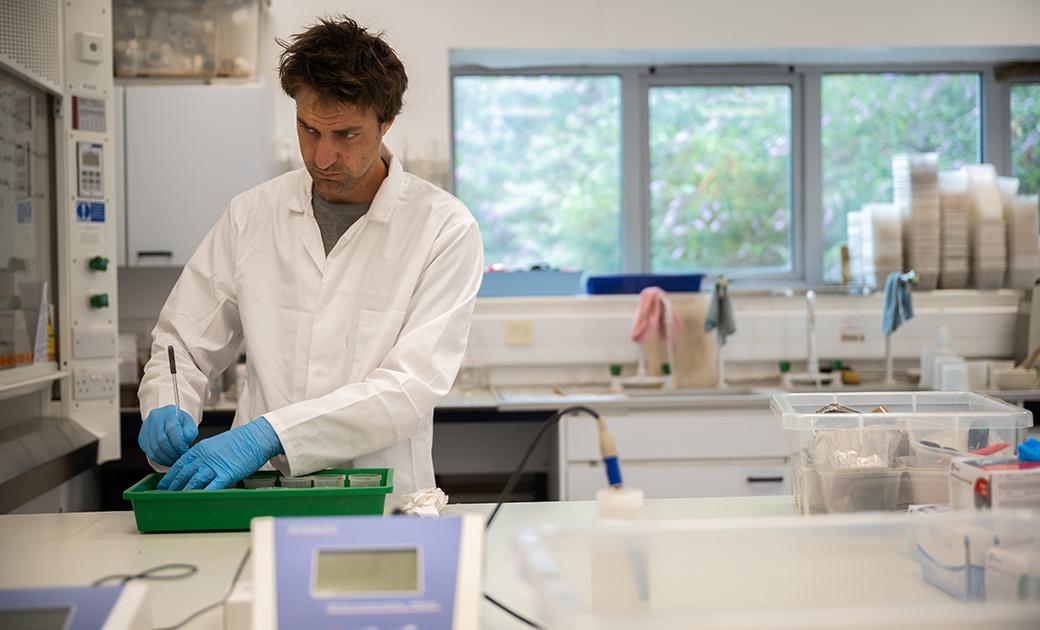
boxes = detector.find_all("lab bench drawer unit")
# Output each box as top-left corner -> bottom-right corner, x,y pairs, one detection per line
558,407 -> 791,500
562,407 -> 790,461
564,460 -> 790,500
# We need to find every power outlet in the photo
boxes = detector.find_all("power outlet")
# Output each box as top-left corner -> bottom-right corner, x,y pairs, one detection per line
74,368 -> 117,400
504,319 -> 534,347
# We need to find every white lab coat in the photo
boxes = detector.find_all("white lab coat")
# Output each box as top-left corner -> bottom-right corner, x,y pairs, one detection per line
138,146 -> 484,498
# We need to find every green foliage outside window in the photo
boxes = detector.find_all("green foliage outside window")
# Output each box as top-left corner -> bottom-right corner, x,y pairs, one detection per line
821,73 -> 981,282
649,85 -> 792,272
1011,82 -> 1040,195
453,75 -> 621,273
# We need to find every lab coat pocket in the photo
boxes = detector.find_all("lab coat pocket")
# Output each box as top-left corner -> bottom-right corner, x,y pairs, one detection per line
349,308 -> 407,382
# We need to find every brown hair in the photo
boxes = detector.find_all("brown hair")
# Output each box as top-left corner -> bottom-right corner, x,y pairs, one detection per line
277,16 -> 407,123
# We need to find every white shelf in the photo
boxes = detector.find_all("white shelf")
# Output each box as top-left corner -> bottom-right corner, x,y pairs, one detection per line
0,363 -> 67,401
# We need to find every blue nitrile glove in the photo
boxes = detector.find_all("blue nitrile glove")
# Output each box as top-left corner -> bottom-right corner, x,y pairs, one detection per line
158,417 -> 283,491
1020,438 -> 1040,463
139,404 -> 198,466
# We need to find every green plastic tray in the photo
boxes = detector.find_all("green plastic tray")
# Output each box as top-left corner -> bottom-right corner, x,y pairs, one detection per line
123,468 -> 393,533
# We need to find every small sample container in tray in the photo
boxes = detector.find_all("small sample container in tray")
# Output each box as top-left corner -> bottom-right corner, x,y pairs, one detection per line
123,468 -> 392,532
772,392 -> 1032,514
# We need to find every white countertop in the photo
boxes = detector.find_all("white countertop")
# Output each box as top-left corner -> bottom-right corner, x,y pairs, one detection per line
445,384 -> 1040,412
0,496 -> 797,629
123,385 -> 1040,416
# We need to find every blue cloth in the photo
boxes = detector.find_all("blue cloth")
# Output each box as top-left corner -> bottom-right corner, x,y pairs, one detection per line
704,279 -> 736,345
139,404 -> 197,466
882,272 -> 914,335
1020,437 -> 1040,463
158,417 -> 284,491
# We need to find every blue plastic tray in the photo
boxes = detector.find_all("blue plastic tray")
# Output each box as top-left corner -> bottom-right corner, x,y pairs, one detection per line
478,270 -> 584,297
585,273 -> 704,294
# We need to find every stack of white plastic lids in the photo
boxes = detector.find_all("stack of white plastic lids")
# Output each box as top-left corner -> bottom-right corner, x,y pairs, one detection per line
847,210 -> 864,284
893,153 -> 940,290
1002,180 -> 1040,288
937,169 -> 971,289
966,164 -> 1007,289
848,203 -> 902,288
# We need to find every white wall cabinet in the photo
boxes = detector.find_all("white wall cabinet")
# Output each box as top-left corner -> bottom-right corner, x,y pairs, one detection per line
558,404 -> 792,500
122,83 -> 272,267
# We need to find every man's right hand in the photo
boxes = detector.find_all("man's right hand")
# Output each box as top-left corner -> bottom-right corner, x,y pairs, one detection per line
139,404 -> 198,466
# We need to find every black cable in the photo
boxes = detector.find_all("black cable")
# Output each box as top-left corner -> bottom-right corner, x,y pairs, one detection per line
486,405 -> 601,529
91,548 -> 250,630
484,592 -> 544,629
91,563 -> 198,587
152,547 -> 251,630
482,405 -> 602,629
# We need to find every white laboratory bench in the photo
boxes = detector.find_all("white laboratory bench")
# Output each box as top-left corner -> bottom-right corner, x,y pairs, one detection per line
0,496 -> 797,629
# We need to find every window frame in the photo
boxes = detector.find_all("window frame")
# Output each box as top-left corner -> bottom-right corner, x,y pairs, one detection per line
640,68 -> 803,282
808,63 -> 993,284
450,62 -> 1021,288
449,67 -> 627,273
1004,70 -> 1040,195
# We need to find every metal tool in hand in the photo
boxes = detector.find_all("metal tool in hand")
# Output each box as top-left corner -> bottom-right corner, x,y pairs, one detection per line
168,345 -> 181,419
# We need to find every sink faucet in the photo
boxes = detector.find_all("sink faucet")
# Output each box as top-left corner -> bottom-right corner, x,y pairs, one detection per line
806,290 -> 820,387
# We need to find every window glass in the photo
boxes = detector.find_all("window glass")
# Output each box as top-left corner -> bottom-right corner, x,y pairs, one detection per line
453,75 -> 621,273
821,73 -> 981,281
1011,82 -> 1040,195
649,85 -> 793,273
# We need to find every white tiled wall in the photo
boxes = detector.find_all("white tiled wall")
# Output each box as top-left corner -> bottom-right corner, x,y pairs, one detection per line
466,291 -> 1020,379
119,265 -> 1021,384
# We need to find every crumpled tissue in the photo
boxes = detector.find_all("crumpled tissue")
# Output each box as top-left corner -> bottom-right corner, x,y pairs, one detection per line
398,487 -> 448,517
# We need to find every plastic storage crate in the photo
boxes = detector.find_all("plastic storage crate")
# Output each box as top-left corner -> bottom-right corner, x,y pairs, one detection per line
113,0 -> 260,78
123,468 -> 392,532
515,509 -> 1040,629
478,270 -> 584,297
770,392 -> 1032,514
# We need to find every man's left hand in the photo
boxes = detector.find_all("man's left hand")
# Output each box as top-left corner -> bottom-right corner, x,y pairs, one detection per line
158,417 -> 283,490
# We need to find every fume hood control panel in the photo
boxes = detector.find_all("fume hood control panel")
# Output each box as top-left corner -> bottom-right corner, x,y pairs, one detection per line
76,142 -> 105,199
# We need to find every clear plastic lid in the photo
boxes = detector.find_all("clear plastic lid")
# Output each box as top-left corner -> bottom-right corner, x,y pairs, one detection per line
770,391 -> 1032,432
516,509 -> 1040,629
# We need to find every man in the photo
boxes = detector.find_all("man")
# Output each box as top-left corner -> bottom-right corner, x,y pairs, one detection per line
136,16 -> 483,496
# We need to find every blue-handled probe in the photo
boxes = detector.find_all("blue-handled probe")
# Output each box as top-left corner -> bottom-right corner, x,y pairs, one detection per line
598,416 -> 623,487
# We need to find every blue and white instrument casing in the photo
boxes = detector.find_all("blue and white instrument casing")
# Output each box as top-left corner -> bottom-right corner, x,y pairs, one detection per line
0,582 -> 149,630
252,514 -> 484,630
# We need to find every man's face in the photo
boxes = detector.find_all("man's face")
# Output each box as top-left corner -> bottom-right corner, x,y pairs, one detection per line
295,85 -> 392,203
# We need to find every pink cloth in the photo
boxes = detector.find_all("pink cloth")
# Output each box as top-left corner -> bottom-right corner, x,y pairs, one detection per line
630,287 -> 683,343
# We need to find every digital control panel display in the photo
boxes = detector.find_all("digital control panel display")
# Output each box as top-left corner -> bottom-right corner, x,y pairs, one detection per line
76,142 -> 104,199
314,548 -> 420,595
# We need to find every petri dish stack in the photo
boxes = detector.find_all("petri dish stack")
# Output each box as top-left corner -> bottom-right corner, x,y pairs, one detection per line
848,203 -> 903,289
967,165 -> 1007,289
937,170 -> 971,289
893,153 -> 940,290
1004,191 -> 1039,289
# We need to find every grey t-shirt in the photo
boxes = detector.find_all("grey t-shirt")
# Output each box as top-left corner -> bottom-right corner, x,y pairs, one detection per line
311,189 -> 371,256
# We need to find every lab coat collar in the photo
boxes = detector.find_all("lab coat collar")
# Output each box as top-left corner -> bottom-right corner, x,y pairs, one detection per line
286,144 -> 402,224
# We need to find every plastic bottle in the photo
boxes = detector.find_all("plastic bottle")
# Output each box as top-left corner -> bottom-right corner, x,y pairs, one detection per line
591,486 -> 648,613
920,326 -> 953,389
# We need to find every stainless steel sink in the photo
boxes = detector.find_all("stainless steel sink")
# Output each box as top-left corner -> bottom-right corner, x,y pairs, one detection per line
623,386 -> 763,397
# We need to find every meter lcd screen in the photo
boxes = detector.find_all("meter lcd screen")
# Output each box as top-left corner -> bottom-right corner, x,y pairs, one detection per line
0,606 -> 73,630
315,548 -> 419,594
81,151 -> 100,167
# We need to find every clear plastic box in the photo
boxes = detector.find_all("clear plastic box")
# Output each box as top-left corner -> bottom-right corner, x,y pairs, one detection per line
771,392 -> 1032,514
113,0 -> 260,78
516,509 -> 1040,629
